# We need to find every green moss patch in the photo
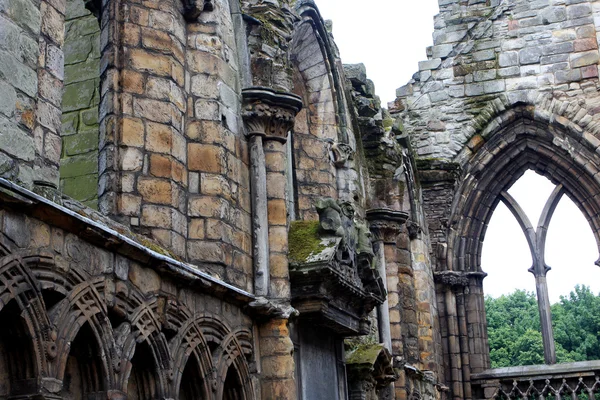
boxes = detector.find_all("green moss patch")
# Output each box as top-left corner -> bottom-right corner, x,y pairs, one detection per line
288,220 -> 328,263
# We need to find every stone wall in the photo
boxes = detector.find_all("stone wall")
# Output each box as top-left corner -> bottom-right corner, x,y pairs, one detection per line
395,0 -> 600,162
0,0 -> 63,187
59,0 -> 100,208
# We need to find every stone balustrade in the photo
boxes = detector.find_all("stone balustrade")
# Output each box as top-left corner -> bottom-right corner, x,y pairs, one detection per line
471,361 -> 600,399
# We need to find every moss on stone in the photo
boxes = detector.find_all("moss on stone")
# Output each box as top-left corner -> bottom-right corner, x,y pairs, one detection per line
288,220 -> 328,263
345,343 -> 385,365
139,237 -> 180,261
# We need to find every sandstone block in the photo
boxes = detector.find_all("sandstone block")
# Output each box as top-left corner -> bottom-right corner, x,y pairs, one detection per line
188,143 -> 224,173
138,177 -> 172,205
146,122 -> 172,153
121,117 -> 144,147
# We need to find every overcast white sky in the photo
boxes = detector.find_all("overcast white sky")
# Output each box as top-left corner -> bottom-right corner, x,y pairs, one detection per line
315,0 -> 600,303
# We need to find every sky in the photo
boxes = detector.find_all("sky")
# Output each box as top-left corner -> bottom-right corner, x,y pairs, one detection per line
314,0 -> 600,303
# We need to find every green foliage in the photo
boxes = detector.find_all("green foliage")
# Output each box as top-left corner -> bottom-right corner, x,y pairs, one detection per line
486,286 -> 600,368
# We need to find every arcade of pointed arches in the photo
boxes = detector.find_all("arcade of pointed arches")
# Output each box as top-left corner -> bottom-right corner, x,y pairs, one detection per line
0,248 -> 254,400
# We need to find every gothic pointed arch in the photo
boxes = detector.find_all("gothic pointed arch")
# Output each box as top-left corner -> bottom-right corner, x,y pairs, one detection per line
447,104 -> 600,274
0,252 -> 54,380
434,104 -> 600,397
166,304 -> 214,399
113,287 -> 172,398
289,0 -> 355,218
195,315 -> 254,400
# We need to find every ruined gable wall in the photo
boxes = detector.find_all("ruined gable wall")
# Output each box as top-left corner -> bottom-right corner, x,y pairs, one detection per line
395,0 -> 600,161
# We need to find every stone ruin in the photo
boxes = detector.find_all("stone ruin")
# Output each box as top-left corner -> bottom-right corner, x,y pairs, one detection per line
1,0 -> 600,398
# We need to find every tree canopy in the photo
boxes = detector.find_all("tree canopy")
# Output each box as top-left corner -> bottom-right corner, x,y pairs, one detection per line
485,285 -> 600,368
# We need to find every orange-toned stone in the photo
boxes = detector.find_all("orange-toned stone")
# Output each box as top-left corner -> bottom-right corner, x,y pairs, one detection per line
188,143 -> 224,173
269,253 -> 289,279
188,218 -> 205,239
121,118 -> 144,147
141,27 -> 172,53
267,199 -> 287,226
124,23 -> 141,46
128,48 -> 172,77
146,122 -> 172,153
122,70 -> 145,94
150,154 -> 171,178
171,160 -> 185,184
137,178 -> 172,204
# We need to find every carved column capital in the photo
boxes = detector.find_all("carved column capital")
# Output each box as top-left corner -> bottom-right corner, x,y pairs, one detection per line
242,87 -> 303,143
434,271 -> 487,288
366,208 -> 409,244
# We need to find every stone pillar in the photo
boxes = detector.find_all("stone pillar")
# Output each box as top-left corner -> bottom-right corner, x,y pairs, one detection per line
98,0 -> 202,256
367,208 -> 408,400
367,209 -> 408,351
241,87 -> 302,299
258,318 -> 297,400
242,87 -> 302,400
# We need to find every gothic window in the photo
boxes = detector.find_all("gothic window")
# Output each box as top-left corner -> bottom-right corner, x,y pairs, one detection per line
482,170 -> 600,365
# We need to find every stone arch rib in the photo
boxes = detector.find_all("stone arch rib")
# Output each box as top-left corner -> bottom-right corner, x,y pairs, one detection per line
448,107 -> 600,274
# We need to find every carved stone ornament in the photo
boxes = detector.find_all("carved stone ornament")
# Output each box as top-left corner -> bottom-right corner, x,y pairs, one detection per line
242,87 -> 303,143
366,208 -> 409,243
330,141 -> 355,167
289,198 -> 385,336
182,0 -> 214,21
434,270 -> 487,287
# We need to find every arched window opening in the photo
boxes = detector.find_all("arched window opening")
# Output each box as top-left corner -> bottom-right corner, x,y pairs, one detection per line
482,170 -> 600,367
62,322 -> 105,399
127,341 -> 159,400
222,363 -> 244,400
59,0 -> 101,208
0,301 -> 37,397
179,353 -> 207,400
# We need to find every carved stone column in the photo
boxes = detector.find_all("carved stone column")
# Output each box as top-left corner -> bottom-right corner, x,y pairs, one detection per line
242,87 -> 302,400
367,208 -> 408,400
242,87 -> 302,298
435,270 -> 487,400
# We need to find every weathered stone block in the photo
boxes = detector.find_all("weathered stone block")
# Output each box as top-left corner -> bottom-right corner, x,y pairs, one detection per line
570,50 -> 599,67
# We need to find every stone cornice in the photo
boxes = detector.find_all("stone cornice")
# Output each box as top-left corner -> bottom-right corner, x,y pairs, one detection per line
366,209 -> 409,243
242,87 -> 303,143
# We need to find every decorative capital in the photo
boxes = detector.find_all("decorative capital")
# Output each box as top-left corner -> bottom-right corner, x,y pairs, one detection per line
366,209 -> 409,243
242,87 -> 303,143
182,0 -> 214,22
434,270 -> 487,287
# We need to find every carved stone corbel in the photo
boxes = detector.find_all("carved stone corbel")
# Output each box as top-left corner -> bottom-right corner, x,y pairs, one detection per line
366,208 -> 409,244
242,87 -> 303,143
182,0 -> 214,22
330,141 -> 355,167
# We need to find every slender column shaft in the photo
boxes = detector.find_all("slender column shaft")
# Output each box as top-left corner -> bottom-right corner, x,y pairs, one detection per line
534,271 -> 556,364
249,135 -> 270,296
374,240 -> 393,351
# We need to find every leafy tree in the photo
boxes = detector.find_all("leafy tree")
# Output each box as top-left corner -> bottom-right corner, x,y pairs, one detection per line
485,286 -> 600,368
